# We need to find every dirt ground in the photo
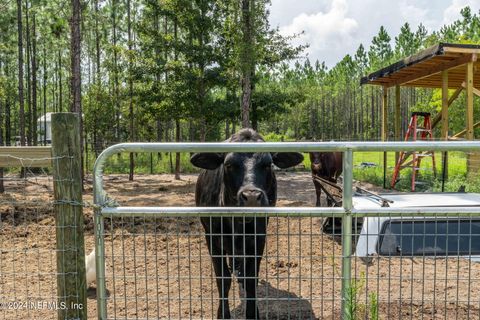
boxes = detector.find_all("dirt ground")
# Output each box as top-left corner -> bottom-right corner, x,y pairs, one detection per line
1,171 -> 480,319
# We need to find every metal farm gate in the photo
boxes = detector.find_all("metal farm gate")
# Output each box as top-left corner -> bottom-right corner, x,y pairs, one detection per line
93,141 -> 480,320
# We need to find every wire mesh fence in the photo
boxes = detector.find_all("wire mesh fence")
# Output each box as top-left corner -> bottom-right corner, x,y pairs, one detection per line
4,140 -> 478,319
97,194 -> 480,319
351,214 -> 480,319
0,164 -> 59,320
93,141 -> 480,320
0,115 -> 88,320
101,214 -> 344,319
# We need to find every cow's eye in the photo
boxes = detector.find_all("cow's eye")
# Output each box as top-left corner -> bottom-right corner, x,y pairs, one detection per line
224,162 -> 234,170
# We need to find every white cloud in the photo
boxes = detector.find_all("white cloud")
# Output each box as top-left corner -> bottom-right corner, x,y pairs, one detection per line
279,0 -> 358,65
443,0 -> 480,25
399,1 -> 433,29
271,0 -> 469,67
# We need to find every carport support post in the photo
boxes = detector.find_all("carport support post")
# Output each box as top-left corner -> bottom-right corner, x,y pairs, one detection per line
51,113 -> 87,320
382,86 -> 388,188
341,149 -> 353,319
441,70 -> 449,184
466,60 -> 475,175
395,85 -> 401,163
466,61 -> 474,141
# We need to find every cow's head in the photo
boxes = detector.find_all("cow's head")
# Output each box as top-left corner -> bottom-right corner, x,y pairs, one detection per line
309,152 -> 324,173
191,129 -> 304,207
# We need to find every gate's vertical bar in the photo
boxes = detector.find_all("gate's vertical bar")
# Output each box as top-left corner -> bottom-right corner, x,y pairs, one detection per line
341,149 -> 353,319
51,112 -> 87,320
94,151 -> 109,319
95,209 -> 107,319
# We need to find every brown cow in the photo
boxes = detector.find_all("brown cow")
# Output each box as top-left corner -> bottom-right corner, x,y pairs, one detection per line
309,152 -> 343,207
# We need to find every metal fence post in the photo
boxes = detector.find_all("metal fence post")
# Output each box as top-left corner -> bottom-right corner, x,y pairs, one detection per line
51,112 -> 87,320
341,149 -> 353,319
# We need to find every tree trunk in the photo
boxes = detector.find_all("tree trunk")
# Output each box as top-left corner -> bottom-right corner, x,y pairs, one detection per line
127,0 -> 134,181
94,0 -> 101,84
43,47 -> 47,145
17,0 -> 26,146
25,0 -> 32,145
58,49 -> 62,112
0,69 -> 4,192
174,119 -> 181,180
5,62 -> 11,146
251,102 -> 258,130
321,89 -> 325,140
70,0 -> 81,114
225,119 -> 230,140
112,0 -> 120,142
240,0 -> 254,129
32,13 -> 37,145
70,0 -> 83,184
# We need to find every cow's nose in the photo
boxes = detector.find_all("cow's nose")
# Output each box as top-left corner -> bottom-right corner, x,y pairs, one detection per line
239,189 -> 263,206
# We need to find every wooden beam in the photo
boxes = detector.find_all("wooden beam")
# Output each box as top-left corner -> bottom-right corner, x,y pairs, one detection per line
443,47 -> 480,54
460,82 -> 480,97
388,54 -> 476,87
441,70 -> 449,180
474,86 -> 480,97
441,70 -> 449,140
466,61 -> 474,140
382,86 -> 388,141
395,85 -> 401,140
431,85 -> 463,129
0,146 -> 52,167
451,121 -> 480,138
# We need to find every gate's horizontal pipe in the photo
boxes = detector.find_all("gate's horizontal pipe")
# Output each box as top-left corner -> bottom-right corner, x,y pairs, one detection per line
96,141 -> 480,156
100,206 -> 480,218
100,206 -> 346,217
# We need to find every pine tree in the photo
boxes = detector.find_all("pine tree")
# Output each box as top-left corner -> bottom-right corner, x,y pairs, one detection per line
369,26 -> 393,70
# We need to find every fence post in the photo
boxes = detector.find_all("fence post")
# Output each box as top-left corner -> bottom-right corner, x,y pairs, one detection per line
341,149 -> 353,319
52,113 -> 87,320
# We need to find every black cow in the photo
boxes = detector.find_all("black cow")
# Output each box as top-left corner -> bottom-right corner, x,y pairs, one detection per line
309,152 -> 343,207
190,129 -> 303,319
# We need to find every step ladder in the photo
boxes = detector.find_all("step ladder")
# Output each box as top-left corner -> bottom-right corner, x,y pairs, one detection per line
391,112 -> 437,191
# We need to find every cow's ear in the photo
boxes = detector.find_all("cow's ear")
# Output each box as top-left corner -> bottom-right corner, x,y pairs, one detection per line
272,152 -> 304,169
190,153 -> 225,170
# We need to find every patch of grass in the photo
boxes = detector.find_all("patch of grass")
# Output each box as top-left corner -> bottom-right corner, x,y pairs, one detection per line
352,151 -> 471,192
343,272 -> 379,320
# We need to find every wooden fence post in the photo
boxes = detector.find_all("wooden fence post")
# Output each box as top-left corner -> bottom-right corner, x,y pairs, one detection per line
51,112 -> 87,320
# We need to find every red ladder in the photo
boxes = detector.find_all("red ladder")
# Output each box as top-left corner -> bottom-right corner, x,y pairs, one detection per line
391,112 -> 437,191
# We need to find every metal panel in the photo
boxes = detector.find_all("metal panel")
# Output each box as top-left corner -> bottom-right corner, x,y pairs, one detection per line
93,141 -> 480,320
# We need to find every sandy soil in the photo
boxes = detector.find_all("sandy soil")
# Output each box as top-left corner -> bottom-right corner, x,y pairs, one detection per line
1,172 -> 480,319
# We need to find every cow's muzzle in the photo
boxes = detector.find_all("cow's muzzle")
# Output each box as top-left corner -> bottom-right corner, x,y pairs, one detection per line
238,187 -> 267,207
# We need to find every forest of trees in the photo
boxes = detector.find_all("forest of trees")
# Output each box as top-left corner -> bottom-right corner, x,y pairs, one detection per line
0,1 -> 479,175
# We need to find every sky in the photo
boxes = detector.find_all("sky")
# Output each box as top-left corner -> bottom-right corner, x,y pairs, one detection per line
269,0 -> 480,68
